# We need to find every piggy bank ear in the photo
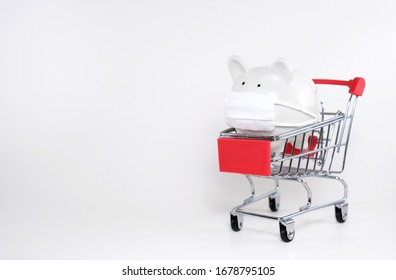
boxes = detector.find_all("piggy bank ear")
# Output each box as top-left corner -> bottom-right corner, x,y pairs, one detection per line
228,55 -> 247,80
270,58 -> 293,84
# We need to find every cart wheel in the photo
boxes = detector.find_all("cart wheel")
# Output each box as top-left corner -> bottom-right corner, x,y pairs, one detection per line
335,203 -> 348,223
269,193 -> 280,212
230,213 -> 243,232
279,220 -> 295,242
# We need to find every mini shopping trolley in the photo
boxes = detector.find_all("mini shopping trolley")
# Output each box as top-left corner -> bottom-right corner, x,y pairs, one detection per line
217,77 -> 365,242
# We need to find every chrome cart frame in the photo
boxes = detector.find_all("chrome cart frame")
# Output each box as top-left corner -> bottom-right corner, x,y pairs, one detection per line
217,78 -> 365,242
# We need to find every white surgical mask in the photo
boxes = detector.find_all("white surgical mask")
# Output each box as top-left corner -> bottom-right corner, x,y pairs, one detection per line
225,91 -> 276,131
224,90 -> 318,132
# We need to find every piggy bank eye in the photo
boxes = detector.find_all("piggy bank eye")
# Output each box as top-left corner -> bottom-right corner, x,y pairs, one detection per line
242,82 -> 245,85
257,84 -> 261,87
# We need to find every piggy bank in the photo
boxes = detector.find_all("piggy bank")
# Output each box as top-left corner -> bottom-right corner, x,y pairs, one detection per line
224,56 -> 321,153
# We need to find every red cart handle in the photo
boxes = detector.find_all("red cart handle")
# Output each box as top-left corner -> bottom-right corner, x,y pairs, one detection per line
313,77 -> 365,96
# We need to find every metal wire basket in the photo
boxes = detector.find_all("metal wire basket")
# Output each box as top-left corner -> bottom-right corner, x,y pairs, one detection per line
217,77 -> 365,242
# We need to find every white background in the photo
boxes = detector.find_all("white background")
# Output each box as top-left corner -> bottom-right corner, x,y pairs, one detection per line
0,0 -> 395,259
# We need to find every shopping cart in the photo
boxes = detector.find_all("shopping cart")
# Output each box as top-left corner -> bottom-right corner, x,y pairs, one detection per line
217,77 -> 365,242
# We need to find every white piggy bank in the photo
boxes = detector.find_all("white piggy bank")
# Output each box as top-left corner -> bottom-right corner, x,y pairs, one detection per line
224,56 -> 321,153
